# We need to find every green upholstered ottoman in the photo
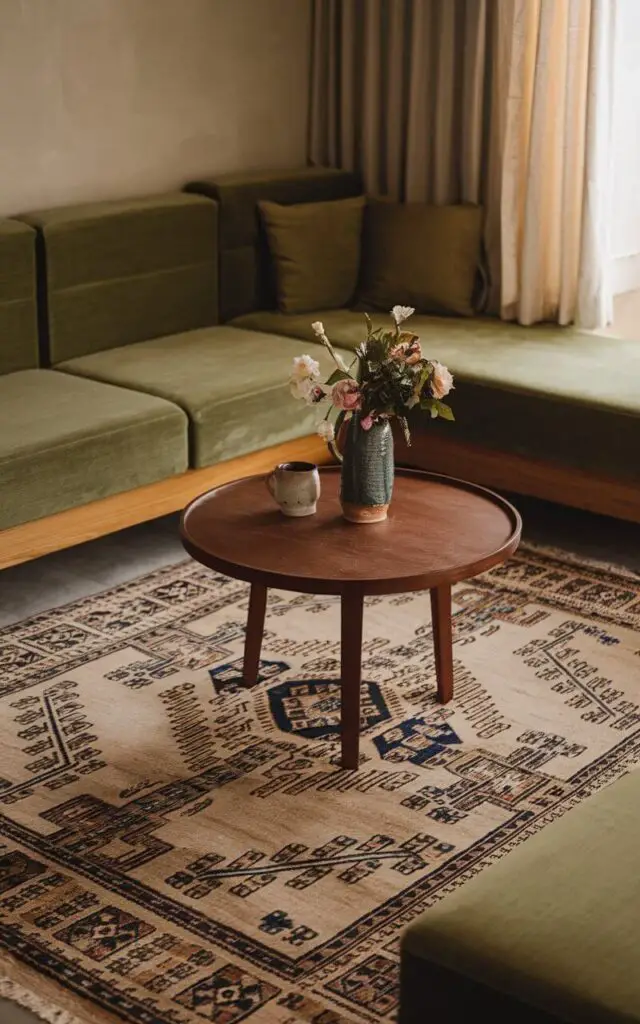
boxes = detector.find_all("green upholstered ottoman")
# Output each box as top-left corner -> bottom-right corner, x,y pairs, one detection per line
400,771 -> 640,1023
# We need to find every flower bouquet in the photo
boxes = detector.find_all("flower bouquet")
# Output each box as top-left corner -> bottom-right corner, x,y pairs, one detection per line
288,306 -> 454,522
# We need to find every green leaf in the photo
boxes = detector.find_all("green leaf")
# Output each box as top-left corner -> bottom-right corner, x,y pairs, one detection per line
325,369 -> 353,386
434,400 -> 455,421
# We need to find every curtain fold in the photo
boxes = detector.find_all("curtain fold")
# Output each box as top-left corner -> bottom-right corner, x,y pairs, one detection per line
309,0 -> 493,205
309,0 -> 615,328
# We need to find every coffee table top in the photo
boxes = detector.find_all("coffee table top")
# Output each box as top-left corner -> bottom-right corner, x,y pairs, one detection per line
180,467 -> 521,596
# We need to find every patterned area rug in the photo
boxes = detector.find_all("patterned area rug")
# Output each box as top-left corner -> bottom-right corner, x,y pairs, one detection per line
1,546 -> 639,1024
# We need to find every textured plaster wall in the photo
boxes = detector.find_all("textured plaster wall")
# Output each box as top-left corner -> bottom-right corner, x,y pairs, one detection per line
0,0 -> 311,215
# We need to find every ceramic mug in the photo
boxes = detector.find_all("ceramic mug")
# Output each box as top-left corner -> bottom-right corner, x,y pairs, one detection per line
266,462 -> 321,517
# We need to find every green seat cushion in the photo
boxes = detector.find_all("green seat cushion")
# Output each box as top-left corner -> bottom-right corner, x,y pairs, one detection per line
21,193 -> 218,363
56,326 -> 349,469
259,196 -> 365,314
401,771 -> 640,1022
231,309 -> 640,482
185,167 -> 362,321
0,370 -> 188,529
358,200 -> 484,316
0,219 -> 38,375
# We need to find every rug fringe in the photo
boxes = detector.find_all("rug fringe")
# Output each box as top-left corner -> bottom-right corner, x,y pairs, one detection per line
0,974 -> 88,1024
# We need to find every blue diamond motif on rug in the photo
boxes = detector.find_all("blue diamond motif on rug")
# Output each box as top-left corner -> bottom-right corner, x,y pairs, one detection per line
268,679 -> 390,739
209,659 -> 289,694
374,716 -> 462,765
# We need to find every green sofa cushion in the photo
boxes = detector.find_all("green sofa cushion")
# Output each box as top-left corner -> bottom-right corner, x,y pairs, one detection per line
230,309 -> 640,482
401,771 -> 640,1022
0,370 -> 188,529
259,196 -> 365,314
21,193 -> 218,363
56,326 -> 348,469
358,200 -> 484,316
0,219 -> 38,375
185,167 -> 362,321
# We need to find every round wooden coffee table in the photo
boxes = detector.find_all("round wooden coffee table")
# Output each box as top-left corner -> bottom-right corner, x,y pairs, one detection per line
181,467 -> 521,769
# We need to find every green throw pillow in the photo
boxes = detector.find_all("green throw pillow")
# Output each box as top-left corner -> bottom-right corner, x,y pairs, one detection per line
358,200 -> 484,317
259,195 -> 365,314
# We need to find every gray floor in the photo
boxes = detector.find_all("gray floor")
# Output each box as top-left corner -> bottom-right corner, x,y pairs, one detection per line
0,498 -> 638,1023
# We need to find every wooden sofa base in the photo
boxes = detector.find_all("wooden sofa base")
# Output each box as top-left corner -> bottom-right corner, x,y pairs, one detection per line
3,433 -> 637,572
396,433 -> 640,525
0,435 -> 331,571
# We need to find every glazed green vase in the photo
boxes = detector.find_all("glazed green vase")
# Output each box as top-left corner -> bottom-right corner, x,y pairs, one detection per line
340,413 -> 394,523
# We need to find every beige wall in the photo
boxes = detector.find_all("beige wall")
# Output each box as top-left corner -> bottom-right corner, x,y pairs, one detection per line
0,0 -> 311,216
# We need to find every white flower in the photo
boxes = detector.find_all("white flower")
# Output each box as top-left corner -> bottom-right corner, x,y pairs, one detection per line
317,419 -> 335,442
311,321 -> 325,338
289,377 -> 315,401
291,354 -> 320,381
391,305 -> 415,326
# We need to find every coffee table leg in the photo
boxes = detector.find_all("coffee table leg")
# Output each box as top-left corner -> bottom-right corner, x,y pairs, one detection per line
340,591 -> 364,770
430,585 -> 454,704
242,583 -> 267,687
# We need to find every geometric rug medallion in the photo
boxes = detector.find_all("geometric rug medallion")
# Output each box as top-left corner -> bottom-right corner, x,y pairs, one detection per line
0,545 -> 639,1023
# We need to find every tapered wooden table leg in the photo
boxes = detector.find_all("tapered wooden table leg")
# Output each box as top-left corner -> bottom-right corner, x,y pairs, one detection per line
242,583 -> 267,686
430,584 -> 454,704
340,590 -> 364,769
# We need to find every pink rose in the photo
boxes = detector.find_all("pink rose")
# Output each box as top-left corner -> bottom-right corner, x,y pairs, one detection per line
390,336 -> 422,365
431,361 -> 454,400
360,414 -> 374,431
332,378 -> 361,411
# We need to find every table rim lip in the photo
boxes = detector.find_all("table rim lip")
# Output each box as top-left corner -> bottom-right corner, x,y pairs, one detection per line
180,466 -> 523,595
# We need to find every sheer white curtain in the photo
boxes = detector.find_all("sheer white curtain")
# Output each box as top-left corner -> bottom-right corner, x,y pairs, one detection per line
498,0 -> 615,327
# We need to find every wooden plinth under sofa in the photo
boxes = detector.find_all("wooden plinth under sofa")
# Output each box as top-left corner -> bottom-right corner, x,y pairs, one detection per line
1,166 -> 639,571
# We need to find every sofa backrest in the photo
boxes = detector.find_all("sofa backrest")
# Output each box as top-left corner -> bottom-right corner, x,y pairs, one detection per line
0,219 -> 38,375
185,167 -> 362,322
21,193 -> 218,364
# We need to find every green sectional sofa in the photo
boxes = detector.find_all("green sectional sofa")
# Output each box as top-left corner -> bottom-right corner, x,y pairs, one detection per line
0,215 -> 187,531
186,168 -> 640,520
229,309 -> 640,490
1,165 -> 639,569
400,769 -> 640,1022
0,186 -> 338,567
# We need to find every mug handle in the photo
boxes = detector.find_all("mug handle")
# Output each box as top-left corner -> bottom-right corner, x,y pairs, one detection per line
265,470 -> 277,497
328,410 -> 347,464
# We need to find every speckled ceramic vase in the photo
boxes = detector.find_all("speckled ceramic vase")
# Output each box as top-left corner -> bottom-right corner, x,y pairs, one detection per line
340,413 -> 394,523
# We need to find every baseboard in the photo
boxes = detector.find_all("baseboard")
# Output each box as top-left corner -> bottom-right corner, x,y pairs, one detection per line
0,435 -> 331,570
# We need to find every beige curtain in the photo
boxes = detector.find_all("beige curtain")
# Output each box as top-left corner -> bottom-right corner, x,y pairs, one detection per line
309,0 -> 614,327
309,0 -> 494,205
498,0 -> 614,326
